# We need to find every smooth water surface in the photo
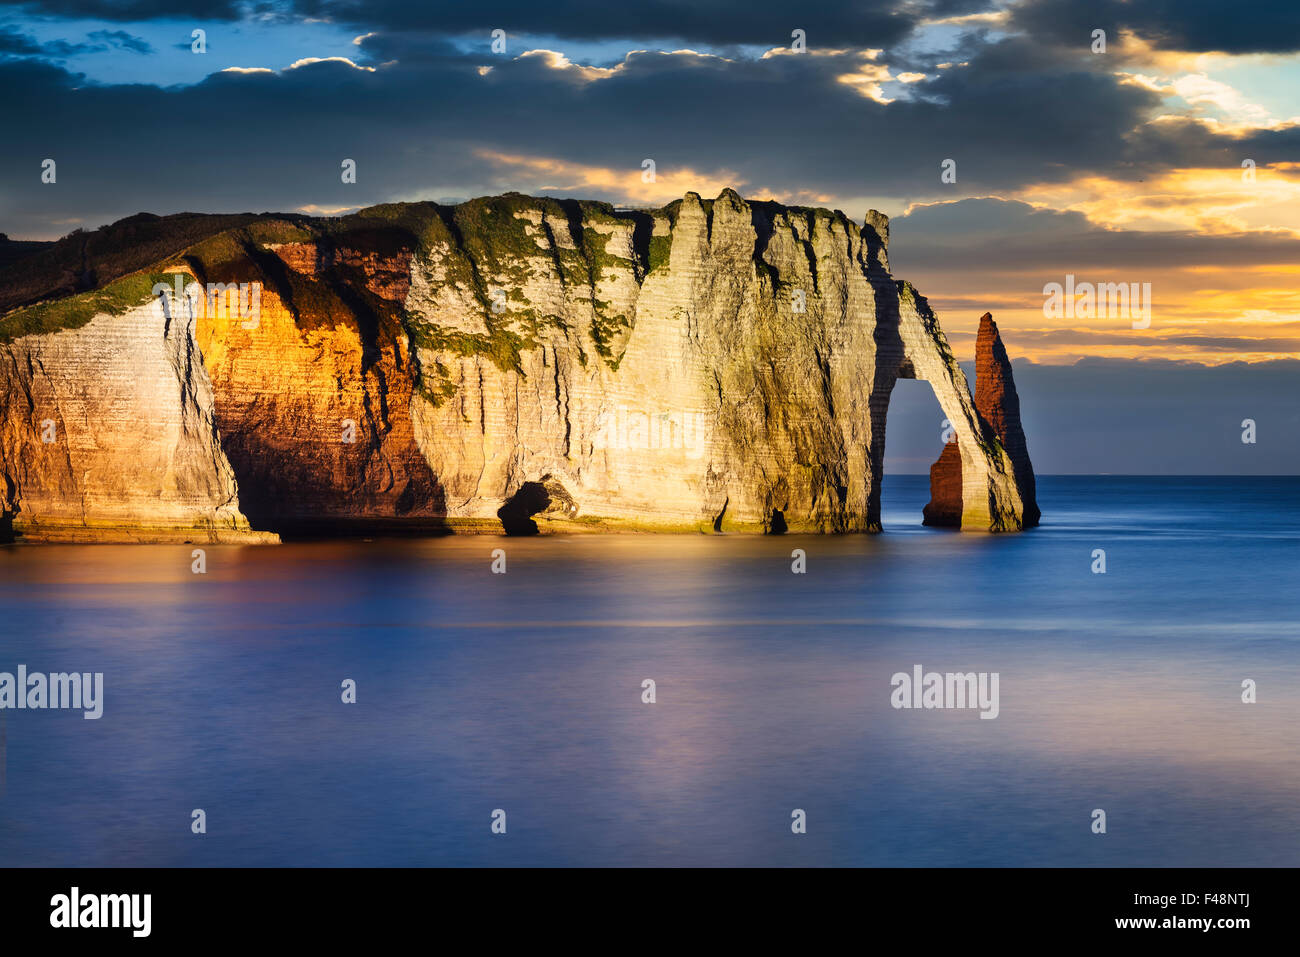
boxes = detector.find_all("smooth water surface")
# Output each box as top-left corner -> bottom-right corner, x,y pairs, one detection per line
1,476 -> 1297,866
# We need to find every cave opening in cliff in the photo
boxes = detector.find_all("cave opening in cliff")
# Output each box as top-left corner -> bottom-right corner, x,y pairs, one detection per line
768,508 -> 788,534
883,378 -> 951,529
497,482 -> 551,535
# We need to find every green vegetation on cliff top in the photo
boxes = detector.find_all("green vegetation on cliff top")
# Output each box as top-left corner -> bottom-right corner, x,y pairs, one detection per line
359,194 -> 646,374
0,212 -> 292,317
0,270 -> 174,343
0,193 -> 866,366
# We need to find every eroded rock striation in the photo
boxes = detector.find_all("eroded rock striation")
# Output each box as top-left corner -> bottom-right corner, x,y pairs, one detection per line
0,297 -> 271,542
923,312 -> 1039,528
0,191 -> 1038,541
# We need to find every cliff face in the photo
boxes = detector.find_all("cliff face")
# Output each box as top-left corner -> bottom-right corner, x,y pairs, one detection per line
0,296 -> 270,542
924,312 -> 1039,528
0,191 -> 1038,541
189,238 -> 445,533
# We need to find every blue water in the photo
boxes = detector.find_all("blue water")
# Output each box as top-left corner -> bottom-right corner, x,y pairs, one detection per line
1,476 -> 1298,866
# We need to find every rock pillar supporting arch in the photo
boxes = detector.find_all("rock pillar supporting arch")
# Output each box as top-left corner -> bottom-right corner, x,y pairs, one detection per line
893,285 -> 1027,532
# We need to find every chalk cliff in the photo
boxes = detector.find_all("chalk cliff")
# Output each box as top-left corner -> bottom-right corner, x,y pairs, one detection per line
0,296 -> 271,542
924,312 -> 1039,528
0,191 -> 1037,541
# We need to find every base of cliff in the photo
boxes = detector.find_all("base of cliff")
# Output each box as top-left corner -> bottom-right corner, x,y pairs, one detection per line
6,521 -> 281,545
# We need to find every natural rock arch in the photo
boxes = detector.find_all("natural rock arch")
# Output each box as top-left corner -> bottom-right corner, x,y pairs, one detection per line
919,312 -> 1040,530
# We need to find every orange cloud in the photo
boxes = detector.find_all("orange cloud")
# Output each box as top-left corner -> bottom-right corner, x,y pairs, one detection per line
1011,167 -> 1300,235
473,149 -> 744,205
472,149 -> 835,209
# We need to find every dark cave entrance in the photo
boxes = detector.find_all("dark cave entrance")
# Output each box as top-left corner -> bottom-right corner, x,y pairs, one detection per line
497,482 -> 551,535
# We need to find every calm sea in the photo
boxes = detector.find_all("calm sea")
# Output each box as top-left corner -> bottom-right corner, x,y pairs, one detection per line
1,476 -> 1297,866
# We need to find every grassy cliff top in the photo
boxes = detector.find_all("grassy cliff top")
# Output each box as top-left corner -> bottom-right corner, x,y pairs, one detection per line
0,191 -> 871,342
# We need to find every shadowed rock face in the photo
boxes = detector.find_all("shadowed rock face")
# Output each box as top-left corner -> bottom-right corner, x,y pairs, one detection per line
922,442 -> 963,527
0,192 -> 1039,541
924,312 -> 1039,529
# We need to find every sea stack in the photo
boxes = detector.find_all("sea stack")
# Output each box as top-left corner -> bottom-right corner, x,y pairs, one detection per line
924,312 -> 1040,528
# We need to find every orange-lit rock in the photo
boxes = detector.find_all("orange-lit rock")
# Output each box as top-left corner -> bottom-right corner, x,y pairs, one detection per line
192,253 -> 445,534
924,313 -> 1039,529
922,442 -> 963,527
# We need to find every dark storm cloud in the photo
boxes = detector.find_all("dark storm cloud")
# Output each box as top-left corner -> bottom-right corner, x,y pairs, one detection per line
1013,0 -> 1300,55
86,29 -> 153,54
0,23 -> 152,56
923,0 -> 996,15
892,199 -> 1300,275
0,0 -> 271,21
0,42 -> 1039,234
896,32 -> 1300,180
5,0 -> 1296,57
879,35 -> 1158,185
314,0 -> 915,45
0,24 -> 54,54
1,0 -> 982,46
0,30 -> 1291,239
1119,116 -> 1300,176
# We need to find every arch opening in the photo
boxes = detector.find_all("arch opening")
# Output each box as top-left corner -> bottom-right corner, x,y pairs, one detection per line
880,377 -> 953,529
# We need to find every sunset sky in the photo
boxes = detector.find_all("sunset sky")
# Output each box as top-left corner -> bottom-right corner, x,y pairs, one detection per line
2,0 -> 1299,370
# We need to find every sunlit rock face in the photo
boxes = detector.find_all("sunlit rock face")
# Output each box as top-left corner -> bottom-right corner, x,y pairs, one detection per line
923,312 -> 1040,530
0,297 -> 269,542
190,244 -> 446,535
0,191 -> 1038,540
